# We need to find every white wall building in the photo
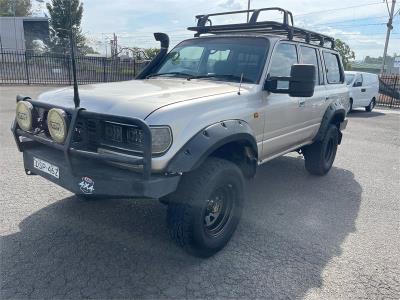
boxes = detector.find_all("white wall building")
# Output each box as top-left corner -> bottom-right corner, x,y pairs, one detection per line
0,17 -> 49,52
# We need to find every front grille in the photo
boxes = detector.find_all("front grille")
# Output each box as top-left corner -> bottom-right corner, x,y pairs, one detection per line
73,120 -> 85,142
71,117 -> 145,155
71,118 -> 98,150
102,121 -> 144,153
86,119 -> 98,144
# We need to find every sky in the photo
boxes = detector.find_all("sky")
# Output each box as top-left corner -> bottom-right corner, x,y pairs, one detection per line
34,0 -> 399,60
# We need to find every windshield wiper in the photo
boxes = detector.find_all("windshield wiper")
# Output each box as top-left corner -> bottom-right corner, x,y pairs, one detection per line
146,72 -> 193,79
189,74 -> 254,83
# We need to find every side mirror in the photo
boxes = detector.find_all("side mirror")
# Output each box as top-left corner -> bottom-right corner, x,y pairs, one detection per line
264,64 -> 316,98
288,64 -> 316,97
353,81 -> 362,87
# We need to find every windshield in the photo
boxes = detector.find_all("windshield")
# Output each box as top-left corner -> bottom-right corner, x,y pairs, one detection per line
152,37 -> 269,84
345,74 -> 355,85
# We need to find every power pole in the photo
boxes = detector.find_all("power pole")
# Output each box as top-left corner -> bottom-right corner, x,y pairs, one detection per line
110,33 -> 118,57
381,0 -> 397,74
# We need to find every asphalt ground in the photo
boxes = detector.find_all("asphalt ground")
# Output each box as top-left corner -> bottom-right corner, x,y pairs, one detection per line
1,85 -> 399,299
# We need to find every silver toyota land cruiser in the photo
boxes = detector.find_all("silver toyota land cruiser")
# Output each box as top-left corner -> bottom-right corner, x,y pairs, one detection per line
12,8 -> 349,257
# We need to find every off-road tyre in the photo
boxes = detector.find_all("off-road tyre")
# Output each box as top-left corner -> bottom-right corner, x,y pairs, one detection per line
303,124 -> 339,176
365,98 -> 375,112
348,99 -> 353,114
166,157 -> 244,257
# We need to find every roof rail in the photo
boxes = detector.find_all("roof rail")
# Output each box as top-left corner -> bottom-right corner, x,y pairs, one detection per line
187,7 -> 335,50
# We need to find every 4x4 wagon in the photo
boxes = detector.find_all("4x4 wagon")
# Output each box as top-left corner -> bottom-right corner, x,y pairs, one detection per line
12,7 -> 348,257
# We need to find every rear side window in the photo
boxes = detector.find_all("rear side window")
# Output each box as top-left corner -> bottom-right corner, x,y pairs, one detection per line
323,52 -> 343,84
269,43 -> 298,77
354,74 -> 363,87
345,74 -> 355,85
300,46 -> 321,85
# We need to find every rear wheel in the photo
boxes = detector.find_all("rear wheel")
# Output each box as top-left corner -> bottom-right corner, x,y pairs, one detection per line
166,157 -> 244,257
365,98 -> 375,112
348,99 -> 353,114
303,124 -> 339,176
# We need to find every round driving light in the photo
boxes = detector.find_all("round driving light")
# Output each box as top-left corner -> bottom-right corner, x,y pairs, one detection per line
47,108 -> 68,143
16,101 -> 33,131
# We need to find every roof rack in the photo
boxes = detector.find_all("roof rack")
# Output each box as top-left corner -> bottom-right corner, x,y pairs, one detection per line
187,7 -> 335,49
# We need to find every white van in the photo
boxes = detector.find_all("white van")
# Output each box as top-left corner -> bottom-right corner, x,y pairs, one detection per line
345,71 -> 379,112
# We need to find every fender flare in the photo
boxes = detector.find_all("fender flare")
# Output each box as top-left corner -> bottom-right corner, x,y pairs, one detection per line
314,101 -> 346,143
166,120 -> 258,174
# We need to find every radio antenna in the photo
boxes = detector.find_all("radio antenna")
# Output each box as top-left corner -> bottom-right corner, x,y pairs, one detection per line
69,3 -> 80,108
238,73 -> 243,95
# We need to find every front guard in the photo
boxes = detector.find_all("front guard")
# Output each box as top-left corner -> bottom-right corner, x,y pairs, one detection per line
12,98 -> 179,198
21,145 -> 179,198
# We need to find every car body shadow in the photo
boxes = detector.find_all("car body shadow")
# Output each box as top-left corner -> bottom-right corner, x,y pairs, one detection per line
1,155 -> 362,299
348,110 -> 386,118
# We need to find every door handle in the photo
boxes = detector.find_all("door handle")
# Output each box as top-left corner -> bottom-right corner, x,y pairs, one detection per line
361,88 -> 366,92
299,99 -> 306,107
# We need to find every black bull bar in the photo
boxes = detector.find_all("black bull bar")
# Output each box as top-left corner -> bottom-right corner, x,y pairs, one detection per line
11,97 -> 183,198
12,97 -> 152,180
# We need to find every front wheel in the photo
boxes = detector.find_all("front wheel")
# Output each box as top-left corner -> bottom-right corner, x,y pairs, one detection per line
166,157 -> 244,257
303,124 -> 339,176
365,98 -> 376,112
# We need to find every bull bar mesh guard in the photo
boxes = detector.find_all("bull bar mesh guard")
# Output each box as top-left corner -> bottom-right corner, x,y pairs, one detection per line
12,97 -> 152,180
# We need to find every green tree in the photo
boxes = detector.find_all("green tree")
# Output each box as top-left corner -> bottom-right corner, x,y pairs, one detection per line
335,39 -> 355,70
0,0 -> 31,16
46,0 -> 95,54
143,48 -> 159,60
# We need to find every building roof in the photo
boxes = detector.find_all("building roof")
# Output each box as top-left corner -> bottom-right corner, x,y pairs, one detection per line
350,62 -> 381,70
0,16 -> 48,22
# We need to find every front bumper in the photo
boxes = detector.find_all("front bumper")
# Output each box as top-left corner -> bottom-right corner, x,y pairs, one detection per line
22,145 -> 180,198
12,97 -> 180,199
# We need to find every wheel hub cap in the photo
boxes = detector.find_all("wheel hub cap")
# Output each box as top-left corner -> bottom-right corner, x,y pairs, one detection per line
203,184 -> 235,237
212,203 -> 221,213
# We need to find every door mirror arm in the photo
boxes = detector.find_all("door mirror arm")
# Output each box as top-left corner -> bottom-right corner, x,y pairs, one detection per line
264,76 -> 291,93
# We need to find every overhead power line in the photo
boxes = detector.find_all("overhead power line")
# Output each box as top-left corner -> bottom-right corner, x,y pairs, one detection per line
294,1 -> 389,16
87,1 -> 400,53
87,3 -> 393,37
307,15 -> 388,26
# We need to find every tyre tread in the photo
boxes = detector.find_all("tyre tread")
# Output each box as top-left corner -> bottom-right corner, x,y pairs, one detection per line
304,124 -> 338,176
166,157 -> 243,256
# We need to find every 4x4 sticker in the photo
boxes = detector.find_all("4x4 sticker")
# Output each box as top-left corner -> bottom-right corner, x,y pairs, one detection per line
79,177 -> 95,194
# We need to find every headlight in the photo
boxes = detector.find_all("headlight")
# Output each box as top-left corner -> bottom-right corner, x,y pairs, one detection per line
151,126 -> 172,154
110,124 -> 172,155
47,108 -> 68,143
16,101 -> 33,131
